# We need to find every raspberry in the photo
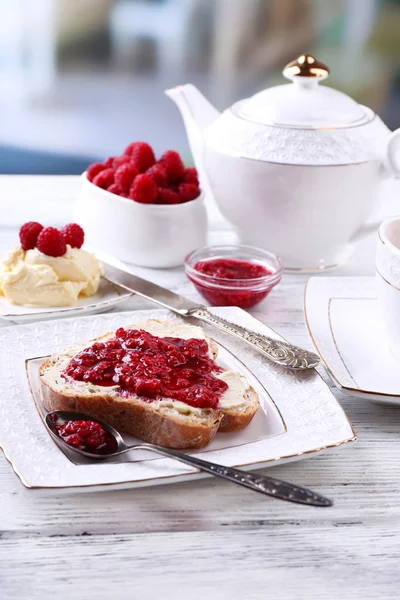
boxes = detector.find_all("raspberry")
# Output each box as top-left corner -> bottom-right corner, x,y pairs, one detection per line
179,183 -> 200,203
85,433 -> 106,449
107,183 -> 123,196
116,327 -> 127,339
157,188 -> 180,205
61,420 -> 90,436
112,155 -> 130,169
146,164 -> 168,187
64,433 -> 84,449
19,221 -> 44,251
93,168 -> 115,189
86,163 -> 104,182
159,150 -> 185,183
124,142 -> 155,172
37,227 -> 67,257
184,167 -> 199,185
129,174 -> 158,204
124,142 -> 136,155
103,157 -> 114,168
114,163 -> 139,193
60,223 -> 85,249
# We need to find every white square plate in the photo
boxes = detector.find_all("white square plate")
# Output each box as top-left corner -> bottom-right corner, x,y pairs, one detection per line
0,307 -> 356,492
305,276 -> 400,405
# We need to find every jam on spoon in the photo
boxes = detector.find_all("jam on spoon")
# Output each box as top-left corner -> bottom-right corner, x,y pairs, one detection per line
49,412 -> 118,455
44,410 -> 333,507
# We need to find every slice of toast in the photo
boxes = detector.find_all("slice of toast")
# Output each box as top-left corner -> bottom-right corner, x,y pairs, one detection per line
39,320 -> 260,449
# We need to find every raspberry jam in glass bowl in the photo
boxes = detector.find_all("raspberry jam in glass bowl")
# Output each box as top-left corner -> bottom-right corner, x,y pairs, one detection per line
185,245 -> 283,309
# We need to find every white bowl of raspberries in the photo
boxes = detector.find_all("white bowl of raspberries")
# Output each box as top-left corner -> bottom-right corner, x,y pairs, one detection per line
75,142 -> 208,268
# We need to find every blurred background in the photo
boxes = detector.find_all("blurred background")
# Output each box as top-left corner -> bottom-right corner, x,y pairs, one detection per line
0,0 -> 399,173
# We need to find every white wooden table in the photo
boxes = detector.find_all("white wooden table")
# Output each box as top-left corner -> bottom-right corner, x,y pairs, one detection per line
1,176 -> 400,600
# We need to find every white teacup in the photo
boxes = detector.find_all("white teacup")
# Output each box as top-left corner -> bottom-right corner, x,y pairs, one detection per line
376,217 -> 400,360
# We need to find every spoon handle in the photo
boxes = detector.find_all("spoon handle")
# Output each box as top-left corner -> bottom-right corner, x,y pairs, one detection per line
187,308 -> 320,370
126,443 -> 332,507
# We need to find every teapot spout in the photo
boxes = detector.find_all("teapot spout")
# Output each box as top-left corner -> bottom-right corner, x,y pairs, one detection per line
165,84 -> 220,178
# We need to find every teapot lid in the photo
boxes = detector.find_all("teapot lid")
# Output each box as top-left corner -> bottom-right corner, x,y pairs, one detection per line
235,55 -> 372,128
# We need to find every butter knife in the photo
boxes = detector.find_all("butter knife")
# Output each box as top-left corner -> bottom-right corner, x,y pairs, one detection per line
102,262 -> 320,370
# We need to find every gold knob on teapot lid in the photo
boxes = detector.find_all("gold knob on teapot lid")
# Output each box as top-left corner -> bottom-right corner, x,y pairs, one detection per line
283,55 -> 330,79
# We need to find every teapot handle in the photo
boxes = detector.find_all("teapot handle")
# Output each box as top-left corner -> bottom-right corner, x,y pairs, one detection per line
351,130 -> 400,243
349,220 -> 382,244
385,129 -> 400,177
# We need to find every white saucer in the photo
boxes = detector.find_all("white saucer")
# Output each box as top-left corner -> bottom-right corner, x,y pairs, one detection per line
305,276 -> 400,406
0,277 -> 132,323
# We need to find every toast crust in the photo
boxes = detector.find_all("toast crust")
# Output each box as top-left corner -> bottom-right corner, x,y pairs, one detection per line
38,320 -> 260,449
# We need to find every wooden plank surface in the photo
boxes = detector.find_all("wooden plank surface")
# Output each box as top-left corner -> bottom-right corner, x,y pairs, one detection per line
1,176 -> 400,600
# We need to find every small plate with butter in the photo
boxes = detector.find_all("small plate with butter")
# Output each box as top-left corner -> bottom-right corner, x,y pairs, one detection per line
0,222 -> 133,322
0,276 -> 132,323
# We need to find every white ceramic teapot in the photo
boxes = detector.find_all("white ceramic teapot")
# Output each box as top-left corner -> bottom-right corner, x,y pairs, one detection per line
166,55 -> 400,271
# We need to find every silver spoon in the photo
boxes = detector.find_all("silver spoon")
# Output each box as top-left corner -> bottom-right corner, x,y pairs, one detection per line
46,411 -> 332,507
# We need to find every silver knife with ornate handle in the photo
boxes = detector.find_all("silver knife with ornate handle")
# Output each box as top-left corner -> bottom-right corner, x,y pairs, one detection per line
102,261 -> 320,370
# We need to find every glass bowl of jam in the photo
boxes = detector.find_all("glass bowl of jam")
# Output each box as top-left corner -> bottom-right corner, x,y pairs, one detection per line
185,244 -> 283,309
